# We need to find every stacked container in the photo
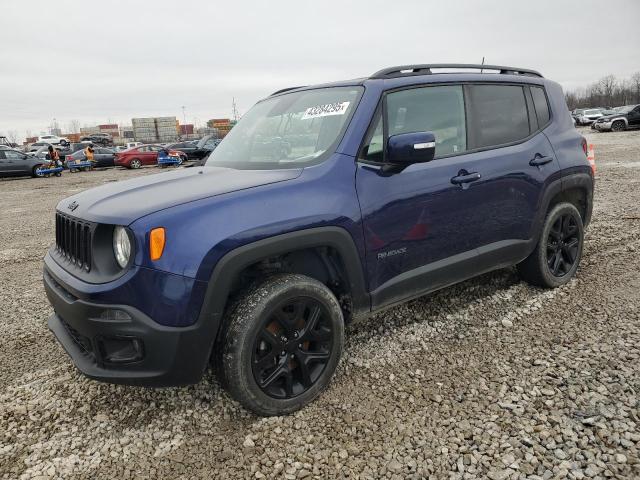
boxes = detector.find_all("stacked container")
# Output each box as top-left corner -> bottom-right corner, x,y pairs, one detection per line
132,117 -> 179,143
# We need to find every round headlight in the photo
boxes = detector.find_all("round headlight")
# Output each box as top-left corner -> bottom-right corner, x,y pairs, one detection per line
113,226 -> 131,269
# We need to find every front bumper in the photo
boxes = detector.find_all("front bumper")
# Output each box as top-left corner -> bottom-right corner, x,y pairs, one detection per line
44,264 -> 215,387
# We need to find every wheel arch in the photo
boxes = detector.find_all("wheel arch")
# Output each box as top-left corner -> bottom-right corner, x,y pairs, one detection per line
538,172 -> 594,232
197,226 -> 370,349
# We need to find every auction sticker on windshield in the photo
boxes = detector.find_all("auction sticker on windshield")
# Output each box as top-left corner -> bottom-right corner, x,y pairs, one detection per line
302,102 -> 350,120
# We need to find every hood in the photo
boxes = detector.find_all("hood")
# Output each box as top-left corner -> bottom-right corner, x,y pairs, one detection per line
57,166 -> 302,225
599,113 -> 625,121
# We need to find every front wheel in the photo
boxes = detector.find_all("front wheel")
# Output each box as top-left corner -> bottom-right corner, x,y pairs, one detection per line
130,158 -> 142,169
218,274 -> 344,416
611,120 -> 626,132
517,203 -> 584,288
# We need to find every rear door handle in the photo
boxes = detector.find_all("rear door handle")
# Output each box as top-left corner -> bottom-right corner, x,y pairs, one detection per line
529,155 -> 553,167
451,172 -> 481,185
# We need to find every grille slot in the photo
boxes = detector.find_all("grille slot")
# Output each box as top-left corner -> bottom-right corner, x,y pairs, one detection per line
55,212 -> 93,271
60,317 -> 95,359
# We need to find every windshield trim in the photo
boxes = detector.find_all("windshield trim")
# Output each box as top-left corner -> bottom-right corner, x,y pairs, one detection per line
205,85 -> 365,171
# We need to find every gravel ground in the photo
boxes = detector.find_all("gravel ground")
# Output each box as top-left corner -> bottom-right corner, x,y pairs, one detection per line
1,130 -> 639,479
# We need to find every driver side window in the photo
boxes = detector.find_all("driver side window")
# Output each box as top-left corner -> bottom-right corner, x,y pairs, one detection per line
360,85 -> 468,163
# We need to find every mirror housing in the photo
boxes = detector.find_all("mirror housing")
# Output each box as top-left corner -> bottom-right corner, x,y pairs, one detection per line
387,131 -> 436,165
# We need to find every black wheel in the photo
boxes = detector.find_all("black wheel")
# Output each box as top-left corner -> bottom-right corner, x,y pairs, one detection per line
218,274 -> 344,416
130,158 -> 142,169
517,203 -> 584,288
32,165 -> 44,178
611,120 -> 626,132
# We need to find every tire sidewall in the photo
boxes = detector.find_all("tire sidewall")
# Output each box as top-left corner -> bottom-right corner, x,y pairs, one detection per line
536,203 -> 584,287
223,274 -> 344,416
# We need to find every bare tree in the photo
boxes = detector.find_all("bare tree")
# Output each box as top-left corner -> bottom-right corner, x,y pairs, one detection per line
6,130 -> 19,145
67,119 -> 81,134
565,72 -> 640,110
631,72 -> 640,103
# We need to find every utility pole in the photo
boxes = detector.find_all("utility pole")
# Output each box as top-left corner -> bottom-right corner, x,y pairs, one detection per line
232,98 -> 239,122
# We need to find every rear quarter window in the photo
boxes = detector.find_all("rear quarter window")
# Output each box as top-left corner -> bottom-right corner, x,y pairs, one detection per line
530,86 -> 551,127
466,84 -> 530,149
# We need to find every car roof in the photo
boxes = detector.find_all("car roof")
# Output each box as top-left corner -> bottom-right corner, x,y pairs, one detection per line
267,63 -> 545,99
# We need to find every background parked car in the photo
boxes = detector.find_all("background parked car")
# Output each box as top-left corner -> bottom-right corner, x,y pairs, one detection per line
27,142 -> 56,153
65,147 -> 117,168
114,144 -> 186,169
577,108 -> 605,125
165,140 -> 199,160
0,149 -> 45,178
190,135 -> 220,166
593,104 -> 640,132
37,134 -> 69,146
80,133 -> 113,146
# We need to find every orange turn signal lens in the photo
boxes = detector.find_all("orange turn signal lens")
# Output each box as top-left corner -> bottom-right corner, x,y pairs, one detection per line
149,227 -> 166,261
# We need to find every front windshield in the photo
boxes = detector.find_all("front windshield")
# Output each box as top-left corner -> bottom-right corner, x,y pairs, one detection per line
206,86 -> 363,169
617,105 -> 634,113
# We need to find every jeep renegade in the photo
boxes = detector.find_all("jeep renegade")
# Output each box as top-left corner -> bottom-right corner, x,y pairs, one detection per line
44,64 -> 594,415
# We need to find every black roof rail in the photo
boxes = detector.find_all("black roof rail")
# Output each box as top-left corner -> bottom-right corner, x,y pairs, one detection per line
370,64 -> 543,79
270,86 -> 307,96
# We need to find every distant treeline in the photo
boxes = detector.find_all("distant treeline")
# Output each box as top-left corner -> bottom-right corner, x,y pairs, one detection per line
565,72 -> 640,110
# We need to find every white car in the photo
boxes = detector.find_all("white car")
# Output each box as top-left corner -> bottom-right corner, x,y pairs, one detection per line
37,134 -> 70,146
577,109 -> 605,126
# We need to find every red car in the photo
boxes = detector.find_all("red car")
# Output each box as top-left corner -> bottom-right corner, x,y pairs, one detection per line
114,145 -> 187,169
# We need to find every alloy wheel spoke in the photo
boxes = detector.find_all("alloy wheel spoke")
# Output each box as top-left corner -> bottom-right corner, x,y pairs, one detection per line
283,369 -> 294,397
260,359 -> 287,388
294,352 -> 313,388
552,251 -> 562,275
255,351 -> 278,371
298,350 -> 331,364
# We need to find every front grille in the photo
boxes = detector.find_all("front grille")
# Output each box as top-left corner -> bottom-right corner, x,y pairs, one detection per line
55,212 -> 93,271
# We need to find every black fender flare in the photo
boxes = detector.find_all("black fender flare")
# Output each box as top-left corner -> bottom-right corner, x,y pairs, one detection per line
196,226 -> 370,349
531,171 -> 594,245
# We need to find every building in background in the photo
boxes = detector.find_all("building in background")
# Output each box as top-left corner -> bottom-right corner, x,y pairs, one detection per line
205,118 -> 236,139
179,124 -> 194,135
132,117 -> 179,143
98,124 -> 119,139
80,126 -> 100,136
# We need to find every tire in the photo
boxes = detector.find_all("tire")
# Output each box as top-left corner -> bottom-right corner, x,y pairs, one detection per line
130,158 -> 142,169
517,203 -> 584,288
612,120 -> 626,132
218,274 -> 344,416
32,165 -> 44,178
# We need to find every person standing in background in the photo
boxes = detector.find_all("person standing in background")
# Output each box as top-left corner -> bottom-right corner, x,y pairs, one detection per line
84,144 -> 95,164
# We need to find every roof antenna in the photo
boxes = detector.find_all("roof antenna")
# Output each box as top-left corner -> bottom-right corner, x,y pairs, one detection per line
481,56 -> 485,73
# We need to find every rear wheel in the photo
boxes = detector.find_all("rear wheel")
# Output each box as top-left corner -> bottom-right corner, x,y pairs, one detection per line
218,274 -> 344,416
611,120 -> 626,132
130,158 -> 142,169
517,203 -> 584,288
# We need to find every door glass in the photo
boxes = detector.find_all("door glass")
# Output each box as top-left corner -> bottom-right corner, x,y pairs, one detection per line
386,85 -> 467,157
467,85 -> 530,148
5,151 -> 24,160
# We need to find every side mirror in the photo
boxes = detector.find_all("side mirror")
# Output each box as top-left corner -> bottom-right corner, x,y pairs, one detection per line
387,131 -> 436,165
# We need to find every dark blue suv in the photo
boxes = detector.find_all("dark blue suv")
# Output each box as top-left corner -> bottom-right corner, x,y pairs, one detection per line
44,64 -> 594,415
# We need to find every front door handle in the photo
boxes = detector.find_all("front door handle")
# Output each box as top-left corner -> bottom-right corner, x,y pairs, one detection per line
451,171 -> 481,185
529,155 -> 553,167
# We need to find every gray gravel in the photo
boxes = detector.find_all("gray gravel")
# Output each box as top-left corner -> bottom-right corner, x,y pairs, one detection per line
1,130 -> 640,479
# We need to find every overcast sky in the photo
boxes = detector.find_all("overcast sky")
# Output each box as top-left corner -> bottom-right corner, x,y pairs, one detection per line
1,0 -> 639,140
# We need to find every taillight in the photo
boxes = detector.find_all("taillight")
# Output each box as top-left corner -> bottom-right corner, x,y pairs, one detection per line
581,137 -> 588,156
